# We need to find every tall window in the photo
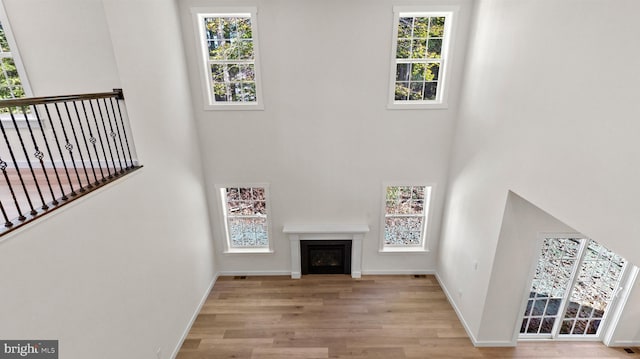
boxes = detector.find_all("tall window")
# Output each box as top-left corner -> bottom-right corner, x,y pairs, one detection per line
520,237 -> 627,339
219,186 -> 272,253
382,185 -> 432,251
194,8 -> 263,110
389,8 -> 453,108
0,2 -> 30,102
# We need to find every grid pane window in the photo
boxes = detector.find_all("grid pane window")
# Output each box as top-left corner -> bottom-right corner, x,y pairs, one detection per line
199,12 -> 260,105
383,185 -> 431,247
559,240 -> 626,336
520,237 -> 627,339
521,238 -> 580,335
0,21 -> 28,103
392,13 -> 448,103
221,187 -> 269,248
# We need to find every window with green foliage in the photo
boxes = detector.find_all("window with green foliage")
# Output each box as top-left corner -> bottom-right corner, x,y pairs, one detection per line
0,4 -> 30,103
194,8 -> 262,109
382,185 -> 432,250
0,23 -> 23,100
389,9 -> 453,108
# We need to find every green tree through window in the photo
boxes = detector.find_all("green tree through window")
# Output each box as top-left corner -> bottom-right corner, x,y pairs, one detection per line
0,22 -> 26,100
394,16 -> 445,102
201,13 -> 259,105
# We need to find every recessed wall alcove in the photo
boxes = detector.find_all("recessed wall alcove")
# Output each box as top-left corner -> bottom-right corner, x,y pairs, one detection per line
283,225 -> 369,279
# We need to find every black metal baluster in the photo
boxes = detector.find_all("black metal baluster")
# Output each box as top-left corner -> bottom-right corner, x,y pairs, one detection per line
87,100 -> 111,181
21,106 -> 53,209
73,101 -> 97,188
33,106 -> 62,203
95,99 -> 117,178
102,98 -> 124,174
81,100 -> 103,185
0,157 -> 25,221
56,103 -> 84,193
43,103 -> 75,198
0,90 -> 140,235
8,107 -> 48,211
0,200 -> 12,227
108,97 -> 129,171
64,102 -> 91,190
112,90 -> 134,169
0,116 -> 36,216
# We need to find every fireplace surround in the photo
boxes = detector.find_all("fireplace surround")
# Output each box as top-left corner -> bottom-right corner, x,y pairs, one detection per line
283,225 -> 369,279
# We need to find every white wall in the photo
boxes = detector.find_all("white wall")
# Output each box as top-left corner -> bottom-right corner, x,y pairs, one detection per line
178,0 -> 473,275
608,269 -> 640,346
0,1 -> 215,358
3,0 -> 120,95
439,0 -> 640,344
477,192 -> 576,344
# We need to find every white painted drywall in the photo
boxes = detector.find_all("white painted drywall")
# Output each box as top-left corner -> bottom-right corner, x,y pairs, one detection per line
440,0 -> 640,344
177,0 -> 473,275
0,1 -> 215,359
608,269 -> 640,346
2,0 -> 120,95
477,192 -> 576,344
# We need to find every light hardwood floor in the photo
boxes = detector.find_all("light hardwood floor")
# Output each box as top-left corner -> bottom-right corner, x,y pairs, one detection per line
176,275 -> 638,359
1,167 -> 116,223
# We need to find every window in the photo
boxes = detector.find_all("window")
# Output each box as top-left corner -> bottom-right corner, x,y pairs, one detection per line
388,7 -> 454,109
193,8 -> 263,110
381,185 -> 432,251
218,186 -> 272,253
520,236 -> 628,339
0,1 -> 30,103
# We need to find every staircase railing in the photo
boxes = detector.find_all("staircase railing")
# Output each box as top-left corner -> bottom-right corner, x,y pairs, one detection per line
0,89 -> 142,235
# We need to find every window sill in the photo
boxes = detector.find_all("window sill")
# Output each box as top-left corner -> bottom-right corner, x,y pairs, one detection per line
379,246 -> 429,253
204,102 -> 264,111
223,248 -> 273,254
387,101 -> 448,110
0,114 -> 39,129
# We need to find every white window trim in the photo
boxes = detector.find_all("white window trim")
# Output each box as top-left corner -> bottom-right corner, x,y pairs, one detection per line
216,183 -> 274,254
387,6 -> 458,110
517,233 -> 631,342
192,7 -> 264,111
0,0 -> 34,127
379,182 -> 434,253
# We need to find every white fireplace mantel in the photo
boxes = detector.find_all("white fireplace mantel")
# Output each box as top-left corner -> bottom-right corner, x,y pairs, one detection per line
283,224 -> 369,279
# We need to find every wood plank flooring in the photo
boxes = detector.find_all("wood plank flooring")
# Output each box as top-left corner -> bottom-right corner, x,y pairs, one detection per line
176,275 -> 639,359
1,167 -> 112,222
1,167 -> 83,219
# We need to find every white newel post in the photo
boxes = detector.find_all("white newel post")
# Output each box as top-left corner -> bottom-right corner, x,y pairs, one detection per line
283,225 -> 369,279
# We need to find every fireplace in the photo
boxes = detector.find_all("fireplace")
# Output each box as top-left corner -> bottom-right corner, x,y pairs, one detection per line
301,240 -> 351,275
283,224 -> 369,279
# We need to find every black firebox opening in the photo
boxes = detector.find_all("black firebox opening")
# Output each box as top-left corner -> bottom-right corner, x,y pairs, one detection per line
301,240 -> 351,275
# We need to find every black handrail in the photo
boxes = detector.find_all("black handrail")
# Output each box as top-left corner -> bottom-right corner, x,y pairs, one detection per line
0,89 -> 141,236
0,89 -> 124,108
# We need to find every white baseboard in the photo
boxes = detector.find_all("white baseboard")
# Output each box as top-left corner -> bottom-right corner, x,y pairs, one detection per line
170,273 -> 219,359
472,340 -> 515,347
607,340 -> 640,347
217,271 -> 291,277
217,270 -> 436,277
434,273 -> 515,347
361,269 -> 436,275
